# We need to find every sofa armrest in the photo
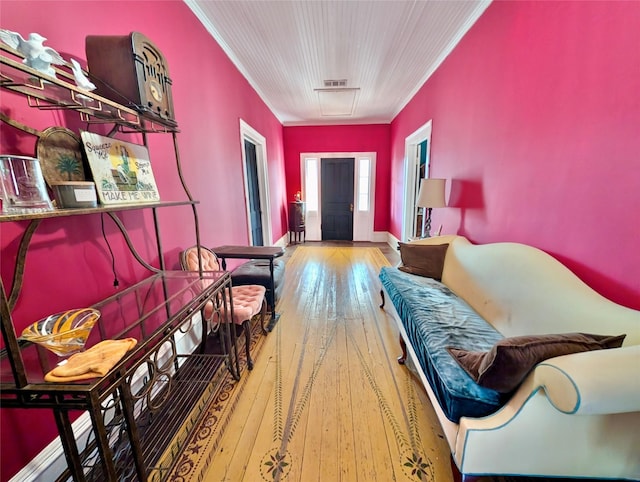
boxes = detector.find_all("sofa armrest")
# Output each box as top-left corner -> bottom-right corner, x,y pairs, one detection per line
533,345 -> 640,415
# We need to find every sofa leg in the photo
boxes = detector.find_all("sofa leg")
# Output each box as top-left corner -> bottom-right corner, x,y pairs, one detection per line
379,289 -> 385,308
450,456 -> 482,482
462,476 -> 482,482
397,335 -> 407,365
450,457 -> 462,482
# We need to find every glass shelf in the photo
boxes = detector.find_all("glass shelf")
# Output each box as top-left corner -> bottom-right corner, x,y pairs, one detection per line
0,271 -> 230,392
1,271 -> 235,481
0,200 -> 198,223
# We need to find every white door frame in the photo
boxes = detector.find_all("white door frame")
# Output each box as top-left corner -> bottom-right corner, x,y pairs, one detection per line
300,152 -> 376,241
240,119 -> 273,245
402,120 -> 432,242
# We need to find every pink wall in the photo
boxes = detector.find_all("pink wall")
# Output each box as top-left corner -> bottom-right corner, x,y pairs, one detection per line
391,1 -> 640,310
0,1 -> 285,479
283,124 -> 391,231
2,0 -> 640,478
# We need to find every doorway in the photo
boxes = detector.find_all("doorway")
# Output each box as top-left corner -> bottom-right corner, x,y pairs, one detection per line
240,119 -> 272,246
321,157 -> 354,240
244,139 -> 263,246
402,120 -> 432,241
300,152 -> 376,241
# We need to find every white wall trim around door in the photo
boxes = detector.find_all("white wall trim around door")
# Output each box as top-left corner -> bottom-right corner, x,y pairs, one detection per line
240,119 -> 273,245
402,120 -> 432,242
300,152 -> 377,242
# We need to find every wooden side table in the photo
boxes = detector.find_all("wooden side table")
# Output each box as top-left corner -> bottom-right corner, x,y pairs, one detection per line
288,201 -> 305,244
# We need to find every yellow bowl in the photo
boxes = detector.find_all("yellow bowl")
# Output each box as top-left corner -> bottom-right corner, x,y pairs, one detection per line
21,308 -> 101,356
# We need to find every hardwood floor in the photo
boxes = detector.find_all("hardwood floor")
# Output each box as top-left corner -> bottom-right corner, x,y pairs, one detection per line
167,242 -> 601,482
194,243 -> 453,482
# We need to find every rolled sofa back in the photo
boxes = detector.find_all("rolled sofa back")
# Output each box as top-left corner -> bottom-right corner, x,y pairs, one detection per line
409,235 -> 640,345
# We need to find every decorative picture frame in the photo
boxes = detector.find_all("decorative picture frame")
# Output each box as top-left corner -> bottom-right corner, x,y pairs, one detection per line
80,132 -> 160,205
36,127 -> 87,187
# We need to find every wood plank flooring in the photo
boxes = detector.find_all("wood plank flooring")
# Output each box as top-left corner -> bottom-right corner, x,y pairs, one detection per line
197,244 -> 453,482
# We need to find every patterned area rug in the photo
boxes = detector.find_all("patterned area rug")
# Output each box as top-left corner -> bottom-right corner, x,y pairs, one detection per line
167,320 -> 270,481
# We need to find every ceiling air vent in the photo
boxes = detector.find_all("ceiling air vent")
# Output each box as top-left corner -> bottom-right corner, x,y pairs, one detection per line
323,79 -> 347,88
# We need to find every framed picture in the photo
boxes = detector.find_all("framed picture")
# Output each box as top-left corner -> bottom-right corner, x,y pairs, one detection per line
80,132 -> 160,205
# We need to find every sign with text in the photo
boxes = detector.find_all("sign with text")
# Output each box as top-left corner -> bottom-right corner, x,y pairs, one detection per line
81,132 -> 160,205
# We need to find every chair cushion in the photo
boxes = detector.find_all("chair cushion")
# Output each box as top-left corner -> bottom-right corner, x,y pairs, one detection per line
202,284 -> 265,325
181,246 -> 265,325
228,285 -> 266,325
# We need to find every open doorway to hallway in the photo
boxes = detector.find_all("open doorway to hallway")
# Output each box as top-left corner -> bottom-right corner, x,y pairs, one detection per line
402,120 -> 432,242
240,119 -> 273,245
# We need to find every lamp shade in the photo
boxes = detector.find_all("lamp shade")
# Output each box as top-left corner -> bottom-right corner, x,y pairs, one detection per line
416,178 -> 446,208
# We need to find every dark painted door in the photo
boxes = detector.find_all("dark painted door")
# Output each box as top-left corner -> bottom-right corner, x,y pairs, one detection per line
245,139 -> 263,246
321,157 -> 354,241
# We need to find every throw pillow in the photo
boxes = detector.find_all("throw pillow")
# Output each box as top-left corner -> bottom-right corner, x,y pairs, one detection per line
447,332 -> 626,393
398,243 -> 449,280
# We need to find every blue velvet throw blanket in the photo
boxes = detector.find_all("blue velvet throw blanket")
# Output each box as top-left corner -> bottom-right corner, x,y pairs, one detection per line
379,267 -> 508,422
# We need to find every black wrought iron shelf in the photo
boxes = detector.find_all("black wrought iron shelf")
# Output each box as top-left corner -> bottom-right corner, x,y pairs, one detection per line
74,353 -> 229,482
0,38 -> 218,482
1,271 -> 236,481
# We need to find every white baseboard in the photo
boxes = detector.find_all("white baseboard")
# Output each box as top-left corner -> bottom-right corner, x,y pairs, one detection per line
382,231 -> 401,250
273,233 -> 288,248
285,231 -> 397,247
10,314 -> 203,481
10,413 -> 93,482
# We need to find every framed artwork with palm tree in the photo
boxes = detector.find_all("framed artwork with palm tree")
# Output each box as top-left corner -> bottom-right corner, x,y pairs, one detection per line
36,126 -> 87,187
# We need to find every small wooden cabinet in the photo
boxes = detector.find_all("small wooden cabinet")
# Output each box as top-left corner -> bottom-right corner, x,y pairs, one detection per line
288,201 -> 306,244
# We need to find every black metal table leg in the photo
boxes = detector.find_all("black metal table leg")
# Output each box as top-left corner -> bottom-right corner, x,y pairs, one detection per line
266,257 -> 280,331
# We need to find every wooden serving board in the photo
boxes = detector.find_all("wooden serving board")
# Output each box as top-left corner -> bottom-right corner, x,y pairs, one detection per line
35,126 -> 87,187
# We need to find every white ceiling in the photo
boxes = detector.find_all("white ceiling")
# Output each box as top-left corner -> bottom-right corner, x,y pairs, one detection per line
185,0 -> 491,126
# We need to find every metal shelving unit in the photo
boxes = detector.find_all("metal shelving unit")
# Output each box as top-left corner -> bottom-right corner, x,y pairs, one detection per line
0,44 -> 234,481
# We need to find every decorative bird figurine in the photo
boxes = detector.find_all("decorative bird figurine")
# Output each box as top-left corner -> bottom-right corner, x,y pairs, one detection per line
0,29 -> 65,78
69,58 -> 96,92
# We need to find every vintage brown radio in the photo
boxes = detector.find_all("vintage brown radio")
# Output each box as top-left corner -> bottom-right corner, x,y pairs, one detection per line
85,32 -> 175,123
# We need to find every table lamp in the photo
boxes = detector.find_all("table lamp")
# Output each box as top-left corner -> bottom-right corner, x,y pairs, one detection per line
416,178 -> 446,237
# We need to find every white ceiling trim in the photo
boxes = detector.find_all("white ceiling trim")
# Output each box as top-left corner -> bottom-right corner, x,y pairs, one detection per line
184,0 -> 492,126
184,0 -> 283,120
389,0 -> 491,120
